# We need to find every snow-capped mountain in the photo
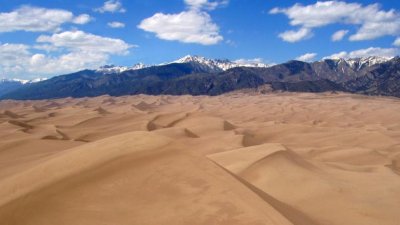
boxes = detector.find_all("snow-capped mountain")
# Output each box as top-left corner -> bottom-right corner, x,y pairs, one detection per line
0,78 -> 47,84
131,63 -> 147,70
0,78 -> 29,84
344,56 -> 393,70
3,56 -> 400,100
96,56 -> 270,75
30,78 -> 48,83
325,56 -> 393,71
171,55 -> 269,72
0,77 -> 47,97
96,63 -> 148,74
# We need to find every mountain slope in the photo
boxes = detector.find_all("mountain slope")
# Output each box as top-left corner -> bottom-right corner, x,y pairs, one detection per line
344,57 -> 400,97
172,55 -> 269,72
0,62 -> 219,99
1,56 -> 399,100
311,57 -> 392,83
0,80 -> 25,97
0,78 -> 47,97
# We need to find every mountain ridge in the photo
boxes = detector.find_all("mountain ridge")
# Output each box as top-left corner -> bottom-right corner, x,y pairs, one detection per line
1,55 -> 399,100
95,55 -> 270,75
0,78 -> 47,97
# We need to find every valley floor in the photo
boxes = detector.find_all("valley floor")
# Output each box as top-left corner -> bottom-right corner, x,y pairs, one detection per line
0,92 -> 399,225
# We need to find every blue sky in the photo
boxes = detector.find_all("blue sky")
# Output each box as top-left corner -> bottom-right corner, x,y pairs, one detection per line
0,0 -> 399,79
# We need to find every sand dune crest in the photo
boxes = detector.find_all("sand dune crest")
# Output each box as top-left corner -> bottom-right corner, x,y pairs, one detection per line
1,92 -> 400,225
0,131 -> 171,207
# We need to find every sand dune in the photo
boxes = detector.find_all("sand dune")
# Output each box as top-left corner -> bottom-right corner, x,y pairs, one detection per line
0,92 -> 400,224
2,110 -> 22,119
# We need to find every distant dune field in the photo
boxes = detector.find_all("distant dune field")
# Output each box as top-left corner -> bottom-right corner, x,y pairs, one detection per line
0,92 -> 399,225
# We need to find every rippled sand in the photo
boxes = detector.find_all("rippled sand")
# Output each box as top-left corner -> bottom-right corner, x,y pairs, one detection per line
0,92 -> 400,225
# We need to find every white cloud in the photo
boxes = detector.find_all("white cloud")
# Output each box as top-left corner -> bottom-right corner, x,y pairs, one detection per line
349,21 -> 400,41
270,1 -> 360,28
234,58 -> 265,65
0,31 -> 135,78
394,37 -> 400,46
95,0 -> 126,13
331,29 -> 349,41
233,58 -> 276,66
37,30 -> 132,55
324,47 -> 398,59
73,14 -> 92,24
138,10 -> 223,45
270,1 -> 400,42
225,39 -> 237,46
138,0 -> 225,45
278,28 -> 313,43
33,44 -> 60,52
27,52 -> 109,75
0,44 -> 31,74
0,6 -> 91,33
108,21 -> 125,28
296,53 -> 317,62
184,0 -> 228,10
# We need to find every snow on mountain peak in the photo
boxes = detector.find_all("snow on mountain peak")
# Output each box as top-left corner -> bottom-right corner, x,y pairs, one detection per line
354,56 -> 392,66
172,55 -> 269,71
12,78 -> 29,84
131,63 -> 147,70
0,78 -> 47,84
97,56 -> 270,75
97,63 -> 148,74
30,78 -> 48,83
327,56 -> 392,64
327,56 -> 393,70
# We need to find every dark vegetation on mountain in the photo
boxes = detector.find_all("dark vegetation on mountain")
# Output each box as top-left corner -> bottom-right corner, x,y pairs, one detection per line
1,57 -> 399,100
0,80 -> 25,96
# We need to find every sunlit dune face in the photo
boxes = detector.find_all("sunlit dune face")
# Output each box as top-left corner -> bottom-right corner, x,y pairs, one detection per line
0,92 -> 400,225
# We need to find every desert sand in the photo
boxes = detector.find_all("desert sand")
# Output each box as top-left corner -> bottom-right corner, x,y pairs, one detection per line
0,92 -> 399,225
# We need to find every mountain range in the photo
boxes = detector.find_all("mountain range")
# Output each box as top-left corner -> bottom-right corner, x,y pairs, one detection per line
0,78 -> 47,97
96,55 -> 270,74
1,55 -> 399,100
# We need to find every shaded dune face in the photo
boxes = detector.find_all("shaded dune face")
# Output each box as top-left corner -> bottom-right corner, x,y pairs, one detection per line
0,92 -> 400,225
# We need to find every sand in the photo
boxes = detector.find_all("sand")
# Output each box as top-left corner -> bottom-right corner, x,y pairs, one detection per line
0,92 -> 399,225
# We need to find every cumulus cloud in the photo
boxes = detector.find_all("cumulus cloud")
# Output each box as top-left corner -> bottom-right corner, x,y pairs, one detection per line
394,37 -> 400,46
138,10 -> 223,45
0,44 -> 31,74
37,30 -> 132,55
324,47 -> 398,59
33,44 -> 60,52
331,29 -> 349,41
27,51 -> 109,75
95,0 -> 126,13
138,0 -> 224,45
73,14 -> 92,24
270,1 -> 360,28
270,1 -> 400,42
0,31 -> 134,78
184,0 -> 228,10
278,28 -> 313,43
296,53 -> 317,62
0,6 -> 91,33
108,21 -> 125,28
